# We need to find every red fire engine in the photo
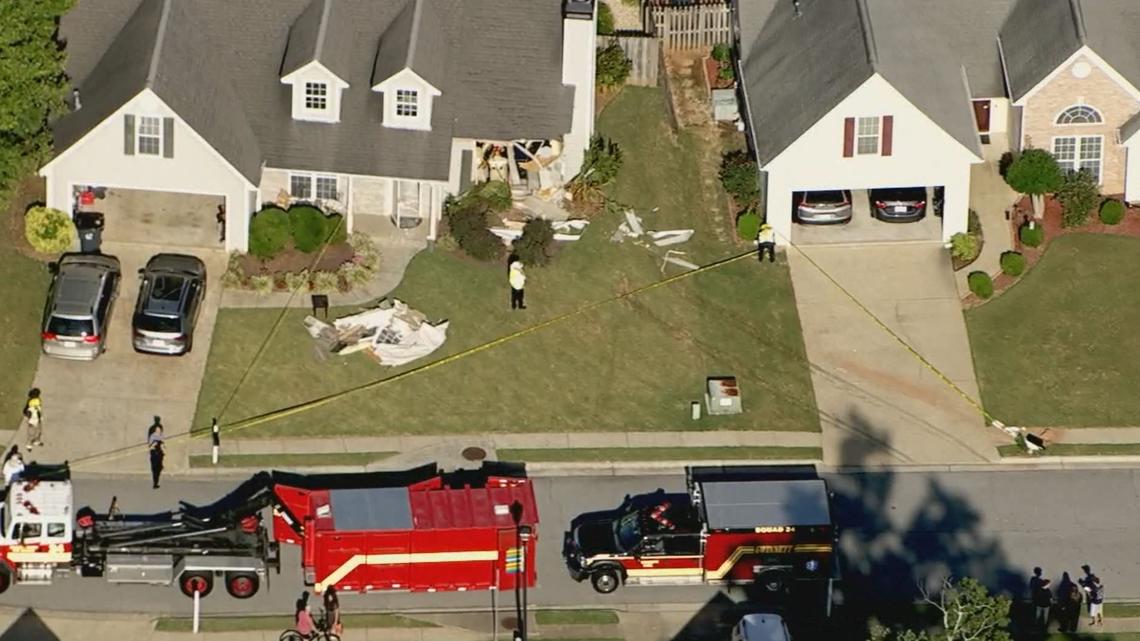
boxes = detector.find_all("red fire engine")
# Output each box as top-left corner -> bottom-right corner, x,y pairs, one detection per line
563,466 -> 836,594
0,462 -> 537,598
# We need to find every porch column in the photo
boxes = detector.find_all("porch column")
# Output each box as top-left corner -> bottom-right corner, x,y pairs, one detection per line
345,175 -> 354,234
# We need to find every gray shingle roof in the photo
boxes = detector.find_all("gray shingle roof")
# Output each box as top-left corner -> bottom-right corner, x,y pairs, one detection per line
279,0 -> 356,82
371,0 -> 448,90
739,0 -> 995,166
54,0 -> 574,185
1000,0 -> 1140,101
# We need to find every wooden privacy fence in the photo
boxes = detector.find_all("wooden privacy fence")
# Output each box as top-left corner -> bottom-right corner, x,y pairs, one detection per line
602,34 -> 660,86
644,2 -> 733,51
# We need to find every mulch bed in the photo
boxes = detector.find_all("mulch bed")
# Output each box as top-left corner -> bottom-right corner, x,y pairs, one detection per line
3,176 -> 49,260
963,194 -> 1140,307
237,240 -> 354,276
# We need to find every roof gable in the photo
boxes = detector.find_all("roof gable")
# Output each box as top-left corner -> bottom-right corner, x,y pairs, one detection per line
280,0 -> 355,83
371,0 -> 447,91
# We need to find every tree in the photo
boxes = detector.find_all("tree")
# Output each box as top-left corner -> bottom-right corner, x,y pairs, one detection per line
597,1 -> 614,35
0,0 -> 75,196
719,149 -> 760,208
596,43 -> 632,90
869,578 -> 1011,641
1004,149 -> 1063,219
1056,169 -> 1099,228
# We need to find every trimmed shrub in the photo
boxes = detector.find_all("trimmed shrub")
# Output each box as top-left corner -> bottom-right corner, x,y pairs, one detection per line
222,252 -> 244,289
719,149 -> 760,207
1005,148 -> 1063,198
1000,251 -> 1026,277
1058,169 -> 1099,228
249,207 -> 291,259
249,275 -> 274,296
736,209 -> 761,241
1019,223 -> 1044,248
968,209 -> 982,235
968,271 -> 994,299
596,43 -> 632,89
471,180 -> 513,212
309,270 -> 339,294
284,270 -> 311,292
24,206 -> 75,253
289,205 -> 330,253
513,219 -> 556,267
575,136 -> 623,190
447,202 -> 503,262
711,43 -> 732,63
950,232 -> 979,261
325,212 -> 348,244
998,151 -> 1015,179
338,262 -> 373,289
597,1 -> 614,34
1099,199 -> 1125,225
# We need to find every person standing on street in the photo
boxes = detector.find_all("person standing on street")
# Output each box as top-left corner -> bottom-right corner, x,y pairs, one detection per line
1059,573 -> 1082,633
324,585 -> 342,635
149,438 -> 165,489
147,417 -> 165,446
1033,577 -> 1054,630
1087,575 -> 1105,627
509,261 -> 527,310
23,389 -> 43,450
757,224 -> 776,263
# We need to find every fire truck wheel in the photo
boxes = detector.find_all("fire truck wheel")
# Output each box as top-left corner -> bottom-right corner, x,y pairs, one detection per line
179,572 -> 214,598
0,568 -> 10,595
225,572 -> 259,599
590,567 -> 621,594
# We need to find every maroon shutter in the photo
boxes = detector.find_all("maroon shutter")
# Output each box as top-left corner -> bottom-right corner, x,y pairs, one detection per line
881,115 -> 894,156
843,117 -> 855,157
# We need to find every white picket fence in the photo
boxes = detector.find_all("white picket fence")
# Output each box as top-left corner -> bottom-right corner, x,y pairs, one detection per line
644,2 -> 733,51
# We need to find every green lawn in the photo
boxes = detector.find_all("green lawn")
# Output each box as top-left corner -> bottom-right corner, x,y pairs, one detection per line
535,609 -> 620,625
967,234 -> 1140,427
998,443 -> 1140,457
154,613 -> 434,632
499,446 -> 822,462
0,247 -> 50,425
188,451 -> 395,468
194,87 -> 817,438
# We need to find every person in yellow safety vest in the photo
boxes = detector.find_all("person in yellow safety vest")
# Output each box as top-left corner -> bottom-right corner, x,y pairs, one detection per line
509,261 -> 527,310
757,223 -> 776,263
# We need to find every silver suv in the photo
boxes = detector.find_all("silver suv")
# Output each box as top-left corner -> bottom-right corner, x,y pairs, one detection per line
41,254 -> 121,361
132,254 -> 207,356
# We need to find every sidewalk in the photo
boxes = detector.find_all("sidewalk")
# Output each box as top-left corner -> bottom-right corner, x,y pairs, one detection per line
956,149 -> 1019,297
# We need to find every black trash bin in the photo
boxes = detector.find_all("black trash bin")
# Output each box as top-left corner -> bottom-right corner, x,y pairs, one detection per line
74,211 -> 104,253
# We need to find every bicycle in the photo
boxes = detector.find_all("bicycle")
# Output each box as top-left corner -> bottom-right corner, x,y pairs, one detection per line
279,609 -> 340,641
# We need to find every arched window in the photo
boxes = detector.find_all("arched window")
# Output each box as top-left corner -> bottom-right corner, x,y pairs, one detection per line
1056,105 -> 1103,125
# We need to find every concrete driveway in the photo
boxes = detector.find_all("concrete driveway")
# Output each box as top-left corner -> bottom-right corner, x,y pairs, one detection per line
788,243 -> 1005,465
24,242 -> 226,473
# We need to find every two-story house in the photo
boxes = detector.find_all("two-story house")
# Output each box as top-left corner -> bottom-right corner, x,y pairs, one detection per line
39,0 -> 598,253
737,0 -> 1140,246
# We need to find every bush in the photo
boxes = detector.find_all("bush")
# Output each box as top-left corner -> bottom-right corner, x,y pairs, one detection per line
24,206 -> 75,253
1000,251 -> 1026,276
349,232 -> 380,271
712,43 -> 732,63
1019,223 -> 1044,247
719,150 -> 760,207
736,209 -> 761,241
1005,148 -> 1063,197
325,212 -> 348,244
338,262 -> 373,289
249,207 -> 291,259
596,43 -> 632,89
571,136 -> 624,197
470,180 -> 513,212
1099,199 -> 1125,225
998,151 -> 1015,179
513,219 -> 556,267
222,252 -> 245,289
968,271 -> 994,299
718,64 -> 735,83
446,202 -> 503,262
309,270 -> 339,294
968,209 -> 982,235
289,205 -> 332,253
1057,169 -> 1099,228
249,274 -> 274,296
597,1 -> 614,34
284,270 -> 310,292
950,232 -> 979,261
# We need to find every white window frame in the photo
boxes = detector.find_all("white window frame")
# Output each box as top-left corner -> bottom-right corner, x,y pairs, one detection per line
395,89 -> 419,118
856,116 -> 880,155
289,172 -> 340,202
304,82 -> 328,111
1055,104 -> 1103,126
1052,135 -> 1103,184
137,115 -> 163,156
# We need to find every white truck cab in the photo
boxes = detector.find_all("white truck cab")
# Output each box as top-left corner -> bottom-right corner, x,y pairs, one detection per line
0,477 -> 74,587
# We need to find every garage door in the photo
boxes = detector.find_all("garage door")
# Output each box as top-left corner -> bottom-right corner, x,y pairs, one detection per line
75,187 -> 225,248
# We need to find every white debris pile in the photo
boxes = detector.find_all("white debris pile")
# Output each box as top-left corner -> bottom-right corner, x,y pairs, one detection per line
489,218 -> 590,246
303,299 -> 448,367
610,208 -> 698,272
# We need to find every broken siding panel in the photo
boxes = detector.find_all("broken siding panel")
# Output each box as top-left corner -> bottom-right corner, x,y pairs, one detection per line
351,176 -> 393,217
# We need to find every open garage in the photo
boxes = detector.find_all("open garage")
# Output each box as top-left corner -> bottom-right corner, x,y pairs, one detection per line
75,187 -> 225,248
791,187 -> 944,245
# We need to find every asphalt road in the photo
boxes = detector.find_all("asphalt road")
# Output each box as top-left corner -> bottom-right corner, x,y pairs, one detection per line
0,468 -> 1134,616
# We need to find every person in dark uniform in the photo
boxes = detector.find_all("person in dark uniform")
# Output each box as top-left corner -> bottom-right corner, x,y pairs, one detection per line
149,439 -> 165,489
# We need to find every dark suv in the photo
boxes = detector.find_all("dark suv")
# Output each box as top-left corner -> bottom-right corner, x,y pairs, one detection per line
132,254 -> 207,355
870,187 -> 927,222
41,254 -> 121,361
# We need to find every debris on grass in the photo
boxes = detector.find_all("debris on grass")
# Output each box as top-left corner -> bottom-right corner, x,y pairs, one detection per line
304,299 -> 448,367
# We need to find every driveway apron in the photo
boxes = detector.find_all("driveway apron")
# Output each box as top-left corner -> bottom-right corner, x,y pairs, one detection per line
788,243 -> 1004,465
23,242 -> 226,474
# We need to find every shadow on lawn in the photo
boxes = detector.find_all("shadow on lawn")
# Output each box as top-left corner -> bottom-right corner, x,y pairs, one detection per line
661,412 -> 1059,641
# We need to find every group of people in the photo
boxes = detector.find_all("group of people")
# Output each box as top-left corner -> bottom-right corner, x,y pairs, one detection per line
2,389 -> 46,489
1030,565 -> 1105,632
293,587 -> 342,638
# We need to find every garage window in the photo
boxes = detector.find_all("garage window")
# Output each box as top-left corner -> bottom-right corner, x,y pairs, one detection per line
856,117 -> 880,155
137,116 -> 162,156
1053,135 -> 1102,183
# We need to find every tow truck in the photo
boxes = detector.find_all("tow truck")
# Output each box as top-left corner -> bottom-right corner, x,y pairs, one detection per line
0,461 -> 537,598
563,465 -> 836,594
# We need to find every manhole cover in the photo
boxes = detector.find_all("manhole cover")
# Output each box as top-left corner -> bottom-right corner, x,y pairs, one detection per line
462,446 -> 487,461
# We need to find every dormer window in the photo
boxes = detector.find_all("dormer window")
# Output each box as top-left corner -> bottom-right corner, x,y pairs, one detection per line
305,82 -> 328,111
395,89 -> 419,117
